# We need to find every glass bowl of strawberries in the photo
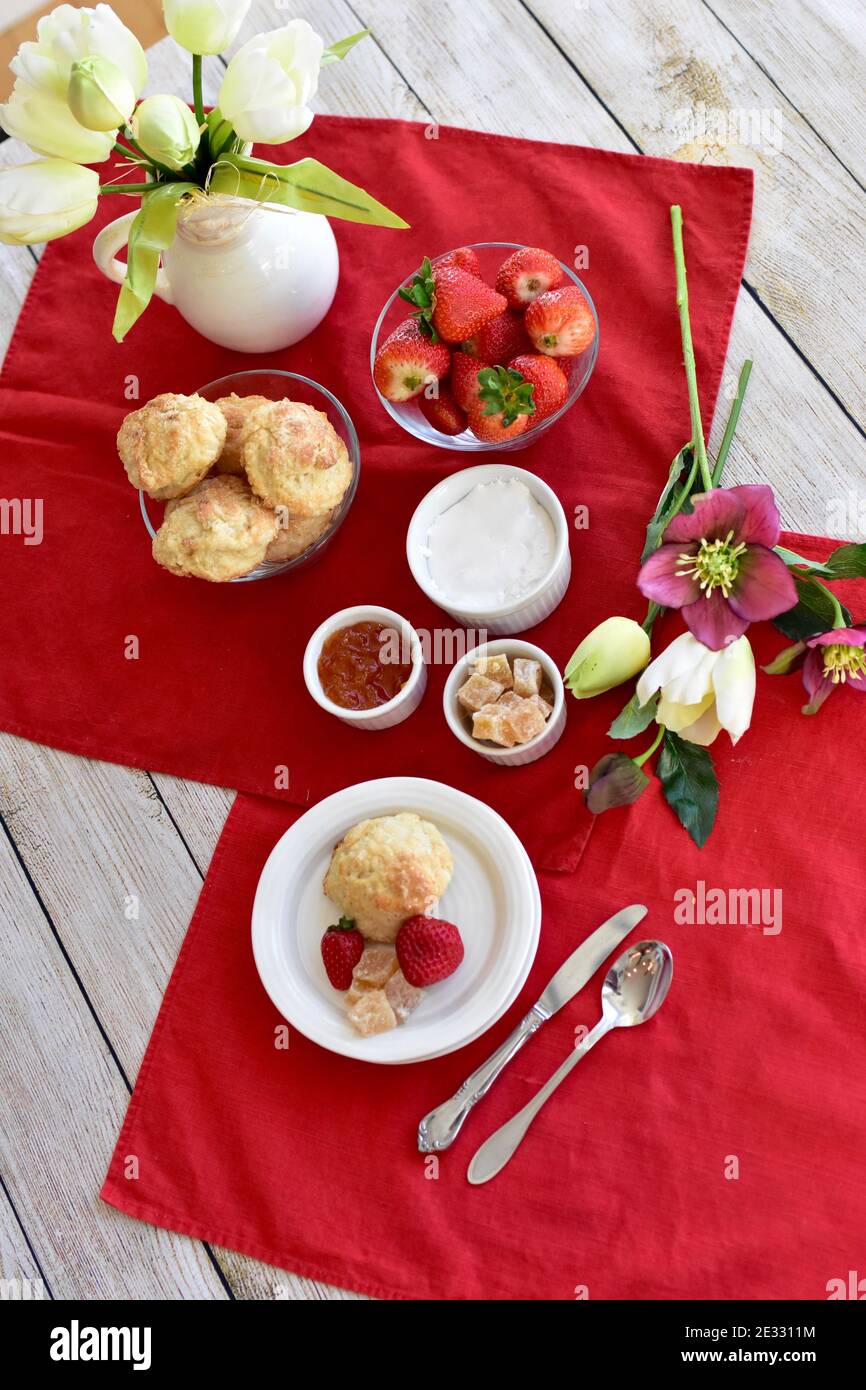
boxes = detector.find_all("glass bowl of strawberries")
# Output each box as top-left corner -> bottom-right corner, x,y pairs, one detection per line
370,242 -> 599,451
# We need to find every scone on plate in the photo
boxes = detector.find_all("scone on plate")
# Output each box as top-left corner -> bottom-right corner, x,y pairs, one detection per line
118,392 -> 227,500
241,399 -> 352,516
214,393 -> 271,475
324,813 -> 453,944
265,508 -> 334,564
152,475 -> 278,582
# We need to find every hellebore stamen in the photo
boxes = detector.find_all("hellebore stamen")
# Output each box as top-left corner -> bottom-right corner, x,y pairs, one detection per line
822,643 -> 866,685
675,531 -> 747,600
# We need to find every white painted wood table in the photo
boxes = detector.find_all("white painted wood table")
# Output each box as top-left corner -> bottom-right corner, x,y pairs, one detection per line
1,0 -> 864,1301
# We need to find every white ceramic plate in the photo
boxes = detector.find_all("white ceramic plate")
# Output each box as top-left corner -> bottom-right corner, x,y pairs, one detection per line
252,777 -> 541,1064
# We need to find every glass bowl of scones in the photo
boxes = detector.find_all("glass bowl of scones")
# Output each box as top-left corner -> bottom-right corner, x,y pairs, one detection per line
120,369 -> 360,582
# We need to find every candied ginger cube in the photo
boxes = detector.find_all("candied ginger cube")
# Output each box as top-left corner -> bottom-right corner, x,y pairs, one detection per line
385,970 -> 425,1024
352,944 -> 398,988
513,658 -> 542,698
501,698 -> 547,745
346,979 -> 372,1006
474,654 -> 513,689
347,989 -> 397,1036
472,703 -> 517,748
528,692 -> 552,719
497,690 -> 522,709
458,671 -> 505,713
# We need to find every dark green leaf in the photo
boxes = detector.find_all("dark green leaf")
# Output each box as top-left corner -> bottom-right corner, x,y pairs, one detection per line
658,732 -> 719,848
608,690 -> 659,739
773,574 -> 853,640
774,545 -> 834,577
640,444 -> 696,563
825,543 -> 866,580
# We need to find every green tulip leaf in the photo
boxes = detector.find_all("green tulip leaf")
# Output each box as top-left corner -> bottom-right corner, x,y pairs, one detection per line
773,574 -> 853,640
112,182 -> 197,343
609,690 -> 659,739
208,154 -> 409,229
658,731 -> 719,848
774,545 -> 834,577
321,30 -> 370,65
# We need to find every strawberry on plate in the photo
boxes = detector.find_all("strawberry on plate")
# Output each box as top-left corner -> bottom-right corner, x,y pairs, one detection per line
525,284 -> 595,356
419,385 -> 468,436
396,916 -> 464,987
462,309 -> 531,365
467,364 -> 536,443
321,917 -> 365,991
435,246 -> 482,277
451,350 -> 485,412
399,256 -> 506,345
495,246 -> 564,309
373,319 -> 451,402
508,352 -> 569,423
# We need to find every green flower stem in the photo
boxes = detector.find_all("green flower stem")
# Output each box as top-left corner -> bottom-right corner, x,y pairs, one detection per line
118,130 -> 179,181
641,601 -> 662,635
671,205 -> 712,492
99,183 -> 155,194
192,54 -> 205,126
634,724 -> 666,768
712,359 -> 753,485
823,581 -> 847,630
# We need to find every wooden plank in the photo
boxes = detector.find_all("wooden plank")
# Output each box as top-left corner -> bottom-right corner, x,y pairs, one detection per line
707,0 -> 866,187
0,1188 -> 50,1300
518,0 -> 864,425
0,803 -> 228,1298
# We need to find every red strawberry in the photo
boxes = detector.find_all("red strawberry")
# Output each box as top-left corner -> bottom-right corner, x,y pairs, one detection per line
508,353 -> 569,423
467,363 -> 536,443
396,916 -> 464,987
373,319 -> 451,402
321,916 -> 364,991
435,246 -> 481,277
432,267 -> 507,343
495,246 -> 564,309
462,310 -> 531,365
525,285 -> 595,356
451,350 -> 485,412
419,385 -> 468,436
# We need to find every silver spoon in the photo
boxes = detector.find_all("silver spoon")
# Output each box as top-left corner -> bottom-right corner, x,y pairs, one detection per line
467,940 -> 673,1185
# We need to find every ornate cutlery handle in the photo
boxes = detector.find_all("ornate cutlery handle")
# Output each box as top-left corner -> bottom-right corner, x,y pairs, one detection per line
417,1007 -> 548,1153
467,1018 -> 611,1184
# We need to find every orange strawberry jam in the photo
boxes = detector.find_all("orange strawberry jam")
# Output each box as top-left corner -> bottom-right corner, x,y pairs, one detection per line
318,622 -> 413,711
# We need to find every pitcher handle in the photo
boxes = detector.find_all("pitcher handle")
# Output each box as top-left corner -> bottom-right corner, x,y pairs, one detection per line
92,211 -> 175,305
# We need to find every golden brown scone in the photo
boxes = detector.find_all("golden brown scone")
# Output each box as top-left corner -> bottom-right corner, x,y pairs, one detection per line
324,813 -> 453,944
118,393 -> 227,500
241,399 -> 352,516
214,393 -> 272,475
152,475 -> 278,582
265,508 -> 333,563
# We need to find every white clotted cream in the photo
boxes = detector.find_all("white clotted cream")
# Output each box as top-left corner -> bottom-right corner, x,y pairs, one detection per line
424,478 -> 557,610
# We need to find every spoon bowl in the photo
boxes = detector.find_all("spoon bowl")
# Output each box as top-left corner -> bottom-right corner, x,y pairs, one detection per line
601,940 -> 673,1028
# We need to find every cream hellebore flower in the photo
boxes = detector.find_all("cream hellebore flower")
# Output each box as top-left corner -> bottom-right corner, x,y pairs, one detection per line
163,0 -> 251,56
0,4 -> 147,161
131,95 -> 201,171
67,55 -> 136,131
636,631 -> 756,747
218,20 -> 325,144
0,159 -> 99,245
565,617 -> 651,699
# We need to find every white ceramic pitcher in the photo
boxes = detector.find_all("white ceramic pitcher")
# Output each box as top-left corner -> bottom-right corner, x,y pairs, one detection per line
93,195 -> 339,353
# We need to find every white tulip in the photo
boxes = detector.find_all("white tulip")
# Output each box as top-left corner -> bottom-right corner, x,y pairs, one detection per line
0,81 -> 115,162
637,632 -> 755,747
67,55 -> 136,131
131,95 -> 201,170
0,159 -> 99,245
163,0 -> 251,56
11,4 -> 147,103
218,20 -> 324,144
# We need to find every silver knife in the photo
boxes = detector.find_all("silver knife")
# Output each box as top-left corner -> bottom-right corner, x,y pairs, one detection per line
416,903 -> 647,1152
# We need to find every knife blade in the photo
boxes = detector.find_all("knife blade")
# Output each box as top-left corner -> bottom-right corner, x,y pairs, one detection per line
416,903 -> 647,1152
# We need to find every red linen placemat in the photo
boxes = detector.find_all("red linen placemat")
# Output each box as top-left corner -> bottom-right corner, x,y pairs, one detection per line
0,118 -> 752,870
101,589 -> 866,1300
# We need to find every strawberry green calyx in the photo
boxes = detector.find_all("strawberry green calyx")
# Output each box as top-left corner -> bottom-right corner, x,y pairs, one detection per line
476,365 -> 536,427
330,915 -> 357,933
398,256 -> 440,341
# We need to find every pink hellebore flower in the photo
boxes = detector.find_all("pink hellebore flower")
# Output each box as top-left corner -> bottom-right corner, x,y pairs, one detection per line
802,625 -> 866,714
637,484 -> 797,650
